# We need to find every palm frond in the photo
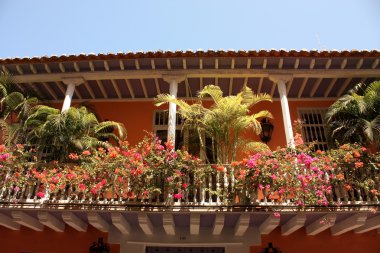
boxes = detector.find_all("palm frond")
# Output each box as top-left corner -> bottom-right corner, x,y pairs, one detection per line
198,85 -> 223,103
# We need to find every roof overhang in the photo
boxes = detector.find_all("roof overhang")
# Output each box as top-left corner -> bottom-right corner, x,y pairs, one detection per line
1,49 -> 379,102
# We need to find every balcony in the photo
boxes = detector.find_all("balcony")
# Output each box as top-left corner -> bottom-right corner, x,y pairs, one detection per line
1,141 -> 379,211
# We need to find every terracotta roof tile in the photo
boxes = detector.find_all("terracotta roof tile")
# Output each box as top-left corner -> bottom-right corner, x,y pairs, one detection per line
0,49 -> 379,65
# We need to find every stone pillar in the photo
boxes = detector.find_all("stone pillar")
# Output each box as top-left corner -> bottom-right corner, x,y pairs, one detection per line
269,75 -> 295,148
61,77 -> 83,112
162,75 -> 185,148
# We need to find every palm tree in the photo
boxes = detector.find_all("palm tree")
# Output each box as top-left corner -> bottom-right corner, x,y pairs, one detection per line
25,105 -> 127,161
155,85 -> 272,164
0,71 -> 39,145
326,81 -> 380,148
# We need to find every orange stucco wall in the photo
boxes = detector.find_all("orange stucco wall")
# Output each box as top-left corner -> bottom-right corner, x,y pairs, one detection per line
1,225 -> 379,253
0,225 -> 119,253
250,227 -> 380,253
82,99 -> 334,150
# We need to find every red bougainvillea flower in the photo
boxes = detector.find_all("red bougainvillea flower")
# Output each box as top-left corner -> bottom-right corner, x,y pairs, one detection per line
82,150 -> 91,156
36,191 -> 45,198
68,153 -> 79,160
353,150 -> 361,158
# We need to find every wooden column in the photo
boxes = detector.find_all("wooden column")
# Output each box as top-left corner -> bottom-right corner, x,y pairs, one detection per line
162,75 -> 185,148
270,75 -> 295,148
61,77 -> 83,112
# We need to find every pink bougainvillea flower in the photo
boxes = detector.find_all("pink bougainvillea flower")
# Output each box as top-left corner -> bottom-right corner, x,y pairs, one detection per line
173,193 -> 183,199
274,212 -> 280,218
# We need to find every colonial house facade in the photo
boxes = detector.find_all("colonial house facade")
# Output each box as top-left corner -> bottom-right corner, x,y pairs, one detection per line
0,49 -> 379,253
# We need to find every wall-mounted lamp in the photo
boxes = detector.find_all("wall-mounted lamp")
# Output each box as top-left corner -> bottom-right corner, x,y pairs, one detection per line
261,242 -> 282,253
89,237 -> 110,253
260,118 -> 274,144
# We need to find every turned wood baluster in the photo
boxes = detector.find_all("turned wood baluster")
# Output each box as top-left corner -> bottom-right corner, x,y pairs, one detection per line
0,172 -> 10,199
215,171 -> 220,204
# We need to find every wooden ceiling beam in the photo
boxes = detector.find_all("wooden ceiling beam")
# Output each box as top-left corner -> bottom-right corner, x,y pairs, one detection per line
324,78 -> 338,98
140,79 -> 148,98
16,65 -> 24,75
270,81 -> 277,97
231,58 -> 235,69
12,211 -> 43,231
199,58 -> 203,69
340,58 -> 347,69
125,79 -> 135,99
336,78 -> 352,97
73,62 -> 80,72
83,80 -> 96,99
96,80 -> 108,98
58,63 -> 65,72
104,61 -> 110,71
44,64 -> 51,73
41,82 -> 58,100
297,78 -> 309,98
247,58 -> 252,69
162,214 -> 175,235
56,81 -> 66,95
234,213 -> 250,236
119,60 -> 125,70
111,213 -> 131,235
286,78 -> 293,95
372,59 -> 379,69
88,213 -> 110,233
184,78 -> 190,97
356,58 -> 363,69
166,59 -> 171,70
309,59 -> 315,69
12,68 -> 380,83
89,61 -> 95,71
111,79 -> 122,99
62,212 -> 87,232
331,213 -> 367,236
325,59 -> 332,69
212,214 -> 224,236
215,58 -> 219,69
262,58 -> 267,69
306,214 -> 336,235
228,78 -> 233,96
355,215 -> 380,234
294,58 -> 300,69
138,214 -> 153,235
151,59 -> 156,70
134,59 -> 140,70
257,77 -> 263,93
29,64 -> 37,74
2,65 -> 9,73
190,214 -> 200,235
154,78 -> 161,95
0,213 -> 20,230
28,82 -> 45,99
259,214 -> 280,235
182,58 -> 187,70
281,214 -> 306,236
38,211 -> 65,232
278,58 -> 283,69
310,78 -> 323,97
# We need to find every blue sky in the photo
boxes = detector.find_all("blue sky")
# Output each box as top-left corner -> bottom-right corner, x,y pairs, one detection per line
0,0 -> 379,58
